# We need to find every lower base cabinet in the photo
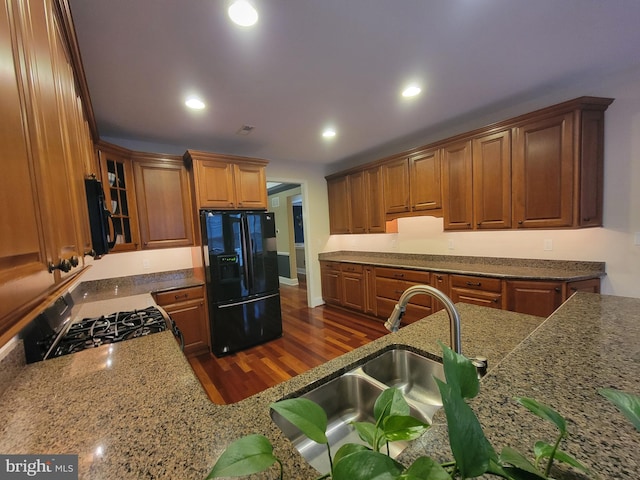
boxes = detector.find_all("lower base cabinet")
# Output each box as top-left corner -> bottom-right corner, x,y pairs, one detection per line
154,285 -> 209,357
320,262 -> 601,322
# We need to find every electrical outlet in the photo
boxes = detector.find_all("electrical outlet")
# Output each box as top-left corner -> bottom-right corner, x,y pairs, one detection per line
448,239 -> 455,250
142,259 -> 150,269
543,239 -> 553,251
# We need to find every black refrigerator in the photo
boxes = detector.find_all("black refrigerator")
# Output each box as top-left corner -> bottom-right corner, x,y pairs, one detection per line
201,210 -> 283,356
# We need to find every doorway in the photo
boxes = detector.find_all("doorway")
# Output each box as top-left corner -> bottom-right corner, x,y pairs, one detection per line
266,182 -> 307,288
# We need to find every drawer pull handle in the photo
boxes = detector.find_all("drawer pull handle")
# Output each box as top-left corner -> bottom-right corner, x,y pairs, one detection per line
492,298 -> 499,303
466,281 -> 481,287
394,273 -> 404,278
175,293 -> 189,300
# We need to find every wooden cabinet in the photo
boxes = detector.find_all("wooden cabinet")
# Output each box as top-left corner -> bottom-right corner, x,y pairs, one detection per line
506,280 -> 563,317
383,150 -> 441,218
133,153 -> 194,249
375,267 -> 432,324
472,129 -> 512,229
327,176 -> 351,234
341,264 -> 365,311
565,278 -> 600,296
430,272 -> 450,312
154,286 -> 209,357
320,261 -> 343,306
363,265 -> 377,316
184,150 -> 268,210
327,166 -> 388,235
442,140 -> 473,230
1,0 -> 96,344
410,149 -> 441,212
97,143 -> 140,252
512,99 -> 611,228
450,274 -> 504,309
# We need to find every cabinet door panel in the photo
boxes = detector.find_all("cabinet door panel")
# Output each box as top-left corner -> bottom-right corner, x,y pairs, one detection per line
196,160 -> 236,208
383,158 -> 410,215
506,280 -> 563,317
0,0 -> 54,337
512,112 -> 574,228
164,299 -> 208,356
472,130 -> 511,229
134,159 -> 193,249
327,176 -> 351,234
342,273 -> 365,311
442,140 -> 473,230
348,171 -> 367,234
234,163 -> 267,209
410,149 -> 441,211
365,167 -> 386,233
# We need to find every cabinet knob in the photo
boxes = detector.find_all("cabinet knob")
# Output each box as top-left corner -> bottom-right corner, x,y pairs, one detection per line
518,220 -> 523,225
69,256 -> 79,267
554,287 -> 562,293
84,249 -> 96,258
48,258 -> 72,273
583,217 -> 591,222
492,298 -> 498,303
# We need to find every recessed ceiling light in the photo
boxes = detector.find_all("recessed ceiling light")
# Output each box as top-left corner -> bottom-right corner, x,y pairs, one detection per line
402,85 -> 422,98
228,1 -> 258,27
322,128 -> 336,138
185,97 -> 206,110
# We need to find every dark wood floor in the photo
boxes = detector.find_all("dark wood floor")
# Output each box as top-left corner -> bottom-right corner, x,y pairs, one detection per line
187,282 -> 388,404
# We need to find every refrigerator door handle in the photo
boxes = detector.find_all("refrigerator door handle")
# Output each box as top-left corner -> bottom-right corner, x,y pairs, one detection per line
218,292 -> 280,308
239,215 -> 253,291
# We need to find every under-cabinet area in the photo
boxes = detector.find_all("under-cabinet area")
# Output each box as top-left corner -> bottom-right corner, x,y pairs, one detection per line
320,252 -> 604,318
326,96 -> 612,234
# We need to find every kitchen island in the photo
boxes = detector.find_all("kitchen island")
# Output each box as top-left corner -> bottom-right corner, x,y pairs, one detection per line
0,293 -> 637,479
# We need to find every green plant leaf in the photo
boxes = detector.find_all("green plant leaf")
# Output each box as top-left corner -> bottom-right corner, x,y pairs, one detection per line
382,415 -> 430,442
499,446 -> 546,478
270,398 -> 328,444
598,387 -> 640,431
332,450 -> 404,480
440,342 -> 480,399
436,378 -> 491,478
533,441 -> 590,473
401,456 -> 451,480
206,434 -> 277,478
333,443 -> 370,465
352,421 -> 386,451
374,388 -> 410,423
515,397 -> 567,435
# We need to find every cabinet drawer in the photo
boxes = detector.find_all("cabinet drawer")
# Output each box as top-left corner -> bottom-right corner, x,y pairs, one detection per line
154,286 -> 204,306
375,267 -> 430,283
341,263 -> 363,274
375,278 -> 431,307
320,261 -> 342,271
450,274 -> 502,293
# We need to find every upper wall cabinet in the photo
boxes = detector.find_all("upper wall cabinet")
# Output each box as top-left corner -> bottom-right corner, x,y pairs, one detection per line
512,100 -> 610,228
326,165 -> 390,235
1,0 -> 96,344
326,96 -> 613,233
184,150 -> 268,210
97,142 -> 140,252
133,153 -> 194,250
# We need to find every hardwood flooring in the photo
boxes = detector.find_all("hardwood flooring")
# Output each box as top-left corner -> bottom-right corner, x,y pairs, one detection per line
187,283 -> 388,404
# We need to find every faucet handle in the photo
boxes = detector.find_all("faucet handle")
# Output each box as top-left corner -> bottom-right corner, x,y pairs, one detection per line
471,356 -> 488,378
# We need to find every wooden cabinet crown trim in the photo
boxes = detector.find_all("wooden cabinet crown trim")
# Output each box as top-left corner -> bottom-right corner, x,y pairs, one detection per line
183,149 -> 269,167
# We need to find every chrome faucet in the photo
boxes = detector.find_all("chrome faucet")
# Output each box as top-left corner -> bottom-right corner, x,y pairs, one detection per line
384,284 -> 463,354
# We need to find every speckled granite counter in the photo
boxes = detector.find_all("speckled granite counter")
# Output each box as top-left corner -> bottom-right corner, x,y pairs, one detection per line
1,293 -> 637,479
319,251 -> 606,281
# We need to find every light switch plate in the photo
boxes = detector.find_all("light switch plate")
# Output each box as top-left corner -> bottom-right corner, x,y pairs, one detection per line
543,239 -> 553,251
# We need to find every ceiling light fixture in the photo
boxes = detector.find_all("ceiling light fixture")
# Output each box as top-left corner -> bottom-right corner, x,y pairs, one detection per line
185,97 -> 206,110
322,128 -> 336,138
402,85 -> 422,98
228,1 -> 258,27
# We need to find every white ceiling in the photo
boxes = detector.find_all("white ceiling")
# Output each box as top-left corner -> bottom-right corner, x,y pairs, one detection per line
69,0 -> 640,168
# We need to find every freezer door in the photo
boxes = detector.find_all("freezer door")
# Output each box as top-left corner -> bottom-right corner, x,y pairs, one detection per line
210,292 -> 283,356
245,212 -> 280,295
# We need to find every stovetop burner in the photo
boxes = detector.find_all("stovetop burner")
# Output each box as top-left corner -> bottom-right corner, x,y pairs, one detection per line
49,306 -> 169,359
22,295 -> 174,363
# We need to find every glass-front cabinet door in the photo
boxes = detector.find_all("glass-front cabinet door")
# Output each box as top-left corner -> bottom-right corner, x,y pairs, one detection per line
97,142 -> 140,252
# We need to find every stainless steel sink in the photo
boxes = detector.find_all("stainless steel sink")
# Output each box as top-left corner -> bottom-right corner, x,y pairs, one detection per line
270,346 -> 444,473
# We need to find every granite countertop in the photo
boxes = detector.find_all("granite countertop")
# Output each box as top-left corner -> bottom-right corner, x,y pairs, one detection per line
1,293 -> 637,479
319,251 -> 606,281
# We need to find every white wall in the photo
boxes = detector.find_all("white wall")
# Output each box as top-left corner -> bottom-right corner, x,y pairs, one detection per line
324,65 -> 640,299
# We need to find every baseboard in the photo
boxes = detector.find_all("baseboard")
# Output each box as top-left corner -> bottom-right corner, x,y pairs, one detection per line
279,276 -> 299,286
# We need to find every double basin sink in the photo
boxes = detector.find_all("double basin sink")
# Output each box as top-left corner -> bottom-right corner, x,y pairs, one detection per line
270,345 -> 445,473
